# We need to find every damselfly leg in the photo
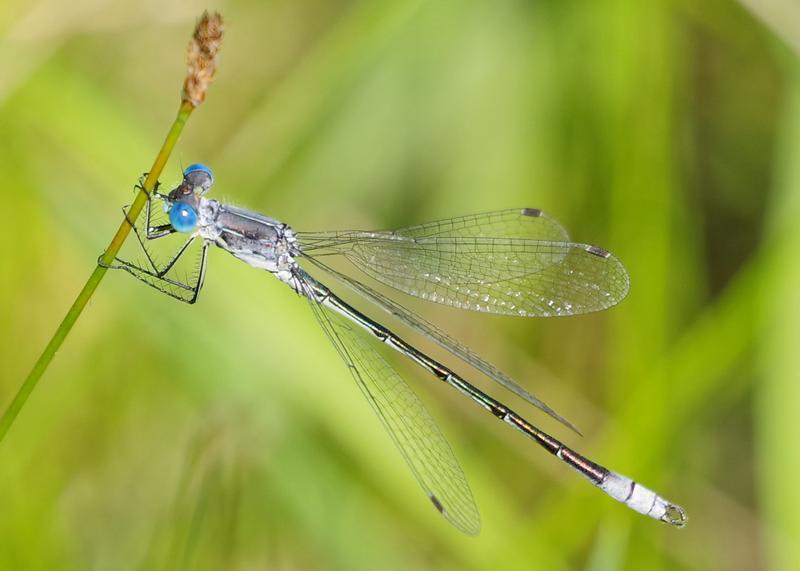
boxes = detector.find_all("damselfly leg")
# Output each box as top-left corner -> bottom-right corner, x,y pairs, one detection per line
101,180 -> 208,303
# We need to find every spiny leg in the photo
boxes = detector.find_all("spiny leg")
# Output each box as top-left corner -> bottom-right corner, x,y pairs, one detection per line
102,239 -> 209,304
105,192 -> 176,272
128,179 -> 178,273
101,178 -> 209,303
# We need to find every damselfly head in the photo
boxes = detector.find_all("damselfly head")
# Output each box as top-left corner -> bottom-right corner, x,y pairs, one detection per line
166,163 -> 213,205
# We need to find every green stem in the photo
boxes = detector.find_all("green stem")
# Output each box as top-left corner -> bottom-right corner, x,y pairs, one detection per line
0,100 -> 195,444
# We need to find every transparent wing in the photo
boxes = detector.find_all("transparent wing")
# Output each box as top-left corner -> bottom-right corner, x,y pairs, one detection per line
299,208 -> 568,252
390,208 -> 570,241
299,278 -> 480,535
297,208 -> 629,317
303,256 -> 579,434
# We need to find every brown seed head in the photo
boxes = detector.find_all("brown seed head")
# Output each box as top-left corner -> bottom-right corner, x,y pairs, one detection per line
183,11 -> 224,107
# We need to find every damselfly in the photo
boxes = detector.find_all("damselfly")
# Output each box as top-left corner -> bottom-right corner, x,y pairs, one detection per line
104,164 -> 687,533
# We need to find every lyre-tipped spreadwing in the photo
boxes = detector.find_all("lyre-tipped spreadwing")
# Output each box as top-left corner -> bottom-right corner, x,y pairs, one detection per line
104,163 -> 687,533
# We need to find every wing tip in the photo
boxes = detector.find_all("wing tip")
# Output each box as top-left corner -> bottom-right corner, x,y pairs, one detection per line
428,494 -> 481,535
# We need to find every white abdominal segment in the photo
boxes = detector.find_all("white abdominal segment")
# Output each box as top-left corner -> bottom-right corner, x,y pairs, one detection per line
600,471 -> 687,526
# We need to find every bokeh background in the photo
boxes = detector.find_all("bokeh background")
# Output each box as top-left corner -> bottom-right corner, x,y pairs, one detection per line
1,1 -> 799,569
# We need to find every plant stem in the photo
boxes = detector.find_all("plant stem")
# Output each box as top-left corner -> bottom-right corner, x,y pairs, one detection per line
0,101 -> 194,444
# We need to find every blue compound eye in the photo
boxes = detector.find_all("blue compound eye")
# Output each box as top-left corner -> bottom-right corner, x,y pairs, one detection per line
169,202 -> 199,232
183,163 -> 213,182
182,163 -> 214,193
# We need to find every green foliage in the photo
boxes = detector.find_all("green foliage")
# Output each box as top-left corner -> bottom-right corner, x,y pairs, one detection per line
0,1 -> 797,569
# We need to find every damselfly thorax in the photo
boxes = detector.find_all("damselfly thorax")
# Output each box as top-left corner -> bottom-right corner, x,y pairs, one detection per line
195,198 -> 299,283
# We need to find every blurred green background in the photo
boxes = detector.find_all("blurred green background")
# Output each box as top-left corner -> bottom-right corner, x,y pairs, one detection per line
1,1 -> 799,569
